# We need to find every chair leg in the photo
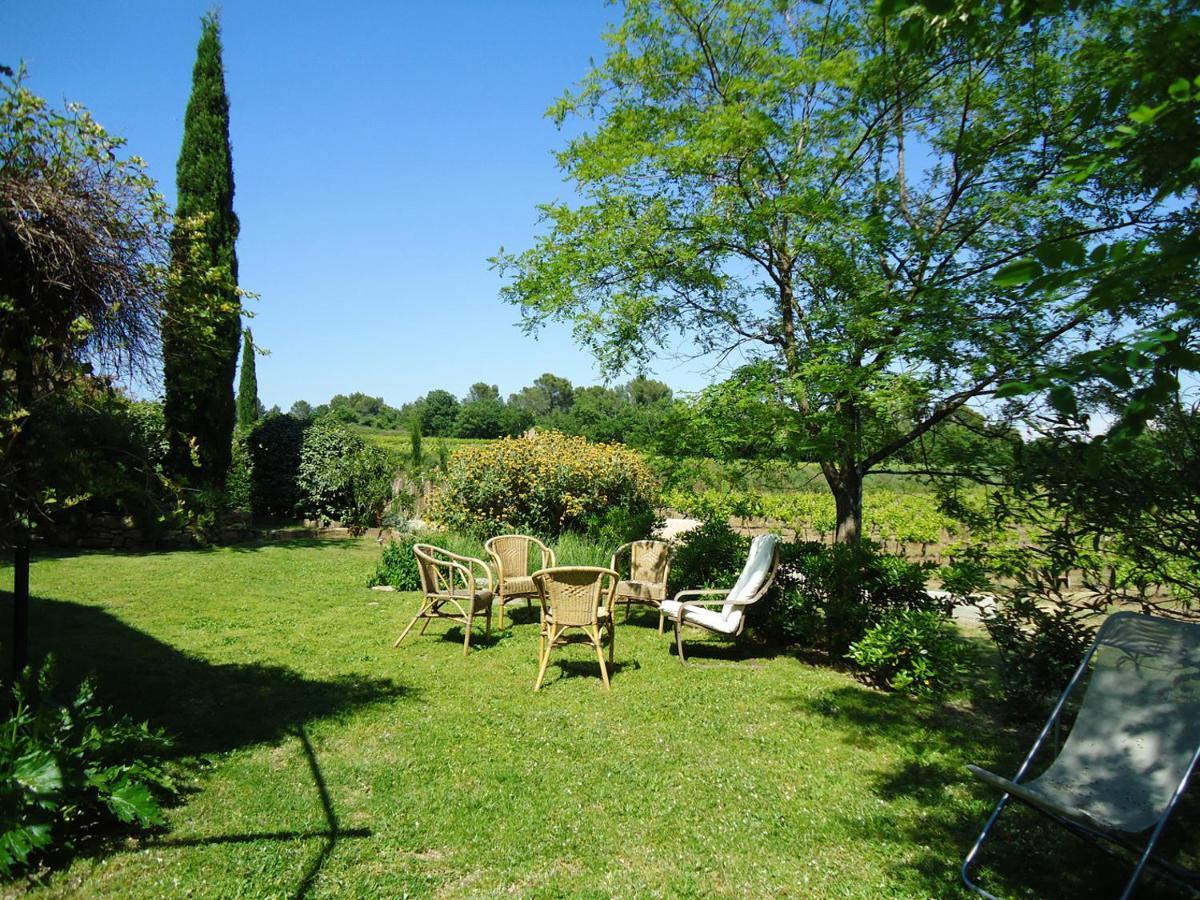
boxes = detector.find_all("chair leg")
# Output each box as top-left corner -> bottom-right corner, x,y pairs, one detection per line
593,626 -> 611,690
658,610 -> 665,634
462,611 -> 473,656
419,615 -> 433,636
498,598 -> 506,631
393,600 -> 429,647
534,626 -> 557,691
485,604 -> 492,639
607,618 -> 615,664
675,618 -> 687,665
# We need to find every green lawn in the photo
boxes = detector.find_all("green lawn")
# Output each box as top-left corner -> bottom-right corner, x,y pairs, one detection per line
1,539 -> 1183,897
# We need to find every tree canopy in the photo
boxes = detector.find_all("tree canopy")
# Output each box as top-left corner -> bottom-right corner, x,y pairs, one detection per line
495,0 -> 1182,540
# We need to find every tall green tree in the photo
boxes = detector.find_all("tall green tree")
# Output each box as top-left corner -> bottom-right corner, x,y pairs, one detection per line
1,69 -> 167,679
496,0 -> 1164,542
235,327 -> 259,433
162,11 -> 241,493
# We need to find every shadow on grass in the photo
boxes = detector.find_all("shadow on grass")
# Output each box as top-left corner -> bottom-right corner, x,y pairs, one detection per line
785,685 -> 1195,898
149,725 -> 369,898
30,536 -> 370,562
2,593 -> 410,759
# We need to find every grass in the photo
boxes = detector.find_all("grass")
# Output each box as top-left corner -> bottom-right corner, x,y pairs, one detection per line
1,538 -> 1191,897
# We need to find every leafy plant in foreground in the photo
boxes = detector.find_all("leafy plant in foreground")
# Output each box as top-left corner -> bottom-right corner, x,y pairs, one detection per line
0,658 -> 175,876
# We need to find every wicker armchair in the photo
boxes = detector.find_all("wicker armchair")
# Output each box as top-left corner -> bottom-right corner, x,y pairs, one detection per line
485,534 -> 556,629
393,543 -> 493,656
531,566 -> 618,691
659,534 -> 780,665
610,540 -> 671,629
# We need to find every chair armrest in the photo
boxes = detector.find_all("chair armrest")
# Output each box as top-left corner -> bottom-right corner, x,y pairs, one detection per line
672,589 -> 730,605
444,552 -> 493,593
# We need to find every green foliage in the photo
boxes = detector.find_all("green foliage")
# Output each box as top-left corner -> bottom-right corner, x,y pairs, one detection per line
235,328 -> 259,434
847,610 -> 974,697
419,390 -> 460,437
495,0 -> 1161,542
317,392 -> 403,429
162,11 -> 241,493
0,67 -> 167,545
367,536 -> 421,591
984,592 -> 1095,716
408,418 -> 422,469
664,486 -> 960,545
225,434 -> 252,512
0,658 -> 175,876
243,413 -> 308,518
426,430 -> 659,539
454,397 -> 530,439
754,542 -> 941,657
296,421 -> 395,528
667,517 -> 749,597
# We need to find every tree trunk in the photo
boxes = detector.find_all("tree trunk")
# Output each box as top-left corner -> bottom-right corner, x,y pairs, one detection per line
11,537 -> 29,685
832,469 -> 864,544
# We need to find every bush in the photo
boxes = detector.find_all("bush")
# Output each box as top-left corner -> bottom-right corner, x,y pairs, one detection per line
368,535 -> 421,591
752,541 -> 940,656
984,590 -> 1095,715
667,517 -> 748,596
847,609 -> 974,697
426,431 -> 659,540
296,421 -> 396,528
245,413 -> 308,518
0,659 -> 175,876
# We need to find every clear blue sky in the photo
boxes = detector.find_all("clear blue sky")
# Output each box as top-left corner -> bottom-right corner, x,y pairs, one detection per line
1,1 -> 717,412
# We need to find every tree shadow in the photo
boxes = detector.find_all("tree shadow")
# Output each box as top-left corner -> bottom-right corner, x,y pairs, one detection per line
32,536 -> 371,561
2,593 -> 411,759
783,685 -> 1197,897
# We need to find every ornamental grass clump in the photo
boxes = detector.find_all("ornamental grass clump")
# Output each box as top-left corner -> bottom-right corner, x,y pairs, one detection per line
426,431 -> 659,540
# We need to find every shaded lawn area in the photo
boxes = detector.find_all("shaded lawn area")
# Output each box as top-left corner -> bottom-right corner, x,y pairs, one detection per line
0,539 -> 1191,897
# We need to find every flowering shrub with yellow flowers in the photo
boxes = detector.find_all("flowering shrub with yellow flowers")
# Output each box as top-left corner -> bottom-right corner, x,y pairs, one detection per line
426,431 -> 660,541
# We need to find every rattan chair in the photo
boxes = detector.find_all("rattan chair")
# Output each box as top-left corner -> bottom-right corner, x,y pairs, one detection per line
531,566 -> 618,691
610,540 -> 671,629
659,533 -> 780,665
393,543 -> 493,656
486,534 -> 556,629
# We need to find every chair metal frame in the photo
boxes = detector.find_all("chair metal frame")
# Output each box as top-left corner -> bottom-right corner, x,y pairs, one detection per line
662,536 -> 780,665
531,566 -> 618,691
485,534 -> 556,630
962,611 -> 1200,900
610,539 -> 671,629
393,543 -> 493,656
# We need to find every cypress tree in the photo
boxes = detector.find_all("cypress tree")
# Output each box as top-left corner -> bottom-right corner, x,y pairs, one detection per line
236,327 -> 259,433
162,11 -> 240,491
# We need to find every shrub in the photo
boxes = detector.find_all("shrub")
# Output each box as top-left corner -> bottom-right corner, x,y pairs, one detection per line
368,535 -> 420,591
296,421 -> 396,528
245,413 -> 308,518
0,659 -> 175,876
984,589 -> 1095,715
667,517 -> 748,596
225,437 -> 252,511
752,541 -> 940,656
847,609 -> 974,697
426,431 -> 659,540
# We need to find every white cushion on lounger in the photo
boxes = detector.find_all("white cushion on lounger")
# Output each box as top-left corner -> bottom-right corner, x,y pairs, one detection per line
660,600 -> 743,635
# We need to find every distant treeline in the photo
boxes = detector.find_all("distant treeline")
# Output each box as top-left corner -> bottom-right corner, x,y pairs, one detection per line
286,373 -> 675,445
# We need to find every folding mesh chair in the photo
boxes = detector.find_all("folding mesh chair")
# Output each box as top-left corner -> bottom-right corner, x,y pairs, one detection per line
962,612 -> 1200,899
